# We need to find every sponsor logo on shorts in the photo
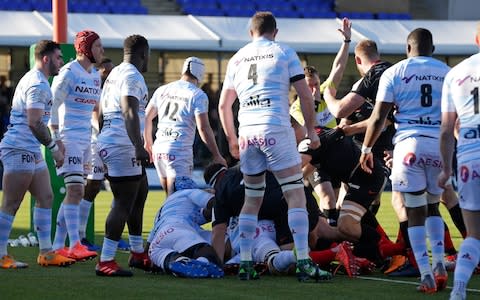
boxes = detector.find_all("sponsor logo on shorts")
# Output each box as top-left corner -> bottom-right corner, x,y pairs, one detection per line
99,149 -> 108,158
459,165 -> 480,183
21,153 -> 34,163
154,227 -> 174,244
68,156 -> 82,165
403,153 -> 416,166
240,136 -> 277,149
156,153 -> 176,161
460,166 -> 469,182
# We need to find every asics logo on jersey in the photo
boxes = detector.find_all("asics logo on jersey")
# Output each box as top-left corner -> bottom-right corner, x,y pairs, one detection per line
402,74 -> 416,83
407,117 -> 441,125
243,53 -> 274,62
463,125 -> 480,139
456,75 -> 471,86
457,75 -> 480,86
402,74 -> 444,83
74,86 -> 100,95
241,95 -> 271,108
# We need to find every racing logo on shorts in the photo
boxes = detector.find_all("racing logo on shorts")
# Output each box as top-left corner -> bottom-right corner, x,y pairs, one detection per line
403,152 -> 416,166
460,166 -> 469,183
99,149 -> 108,158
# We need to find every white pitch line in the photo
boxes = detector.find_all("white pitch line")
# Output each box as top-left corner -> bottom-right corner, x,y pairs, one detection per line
357,276 -> 480,293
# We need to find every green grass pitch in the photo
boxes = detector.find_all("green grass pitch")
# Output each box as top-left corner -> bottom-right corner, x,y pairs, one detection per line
2,190 -> 479,300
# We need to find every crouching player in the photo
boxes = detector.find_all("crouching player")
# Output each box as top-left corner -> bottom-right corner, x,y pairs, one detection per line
148,183 -> 224,278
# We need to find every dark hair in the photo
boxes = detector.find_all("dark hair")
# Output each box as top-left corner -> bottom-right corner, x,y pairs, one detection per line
407,28 -> 434,56
250,11 -> 276,36
34,40 -> 60,60
204,163 -> 227,186
304,66 -> 319,77
123,34 -> 149,56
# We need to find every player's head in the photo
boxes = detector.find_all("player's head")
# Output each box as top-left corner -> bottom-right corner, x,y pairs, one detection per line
97,57 -> 114,87
74,30 -> 103,64
204,163 -> 227,188
354,40 -> 379,76
34,39 -> 63,76
123,34 -> 149,73
304,66 -> 320,93
250,11 -> 278,39
407,28 -> 434,57
182,57 -> 205,84
476,22 -> 480,47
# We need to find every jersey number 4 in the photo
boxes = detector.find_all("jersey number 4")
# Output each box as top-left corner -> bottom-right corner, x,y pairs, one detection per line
248,64 -> 258,85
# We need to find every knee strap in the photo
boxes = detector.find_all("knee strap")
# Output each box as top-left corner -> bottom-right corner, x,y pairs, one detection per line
277,174 -> 304,193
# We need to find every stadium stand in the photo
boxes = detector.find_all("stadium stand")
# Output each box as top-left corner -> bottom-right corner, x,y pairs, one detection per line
0,0 -> 413,19
0,0 -> 148,14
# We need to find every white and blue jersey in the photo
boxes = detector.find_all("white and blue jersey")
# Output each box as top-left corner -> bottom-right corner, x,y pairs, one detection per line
147,189 -> 213,243
1,68 -> 52,151
442,52 -> 480,164
149,79 -> 208,152
223,37 -> 304,128
50,60 -> 101,145
376,56 -> 450,144
97,62 -> 148,146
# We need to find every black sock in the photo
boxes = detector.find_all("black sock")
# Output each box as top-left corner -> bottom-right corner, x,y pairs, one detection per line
399,221 -> 411,248
449,204 -> 467,237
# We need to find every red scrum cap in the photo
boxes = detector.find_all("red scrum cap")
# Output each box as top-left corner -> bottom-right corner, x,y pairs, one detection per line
74,30 -> 100,62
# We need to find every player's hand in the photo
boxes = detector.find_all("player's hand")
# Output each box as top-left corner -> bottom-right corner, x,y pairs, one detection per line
229,141 -> 240,160
383,150 -> 393,169
338,17 -> 352,41
135,146 -> 150,167
359,152 -> 374,174
51,140 -> 65,168
307,130 -> 320,149
213,155 -> 228,167
438,169 -> 452,189
144,141 -> 153,163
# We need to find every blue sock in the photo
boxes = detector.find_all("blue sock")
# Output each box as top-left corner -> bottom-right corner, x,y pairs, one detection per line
78,199 -> 92,239
452,237 -> 480,296
0,211 -> 14,257
425,216 -> 445,266
53,204 -> 67,250
128,235 -> 144,253
272,250 -> 296,272
63,204 -> 80,248
238,213 -> 257,262
408,225 -> 432,279
33,207 -> 52,252
100,237 -> 119,262
288,208 -> 309,260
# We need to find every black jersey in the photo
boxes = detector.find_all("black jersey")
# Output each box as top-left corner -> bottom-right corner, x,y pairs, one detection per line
212,164 -> 321,245
299,129 -> 387,208
349,61 -> 395,158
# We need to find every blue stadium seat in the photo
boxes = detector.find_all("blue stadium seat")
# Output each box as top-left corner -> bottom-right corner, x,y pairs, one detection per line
339,12 -> 375,19
301,11 -> 337,19
377,12 -> 412,20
